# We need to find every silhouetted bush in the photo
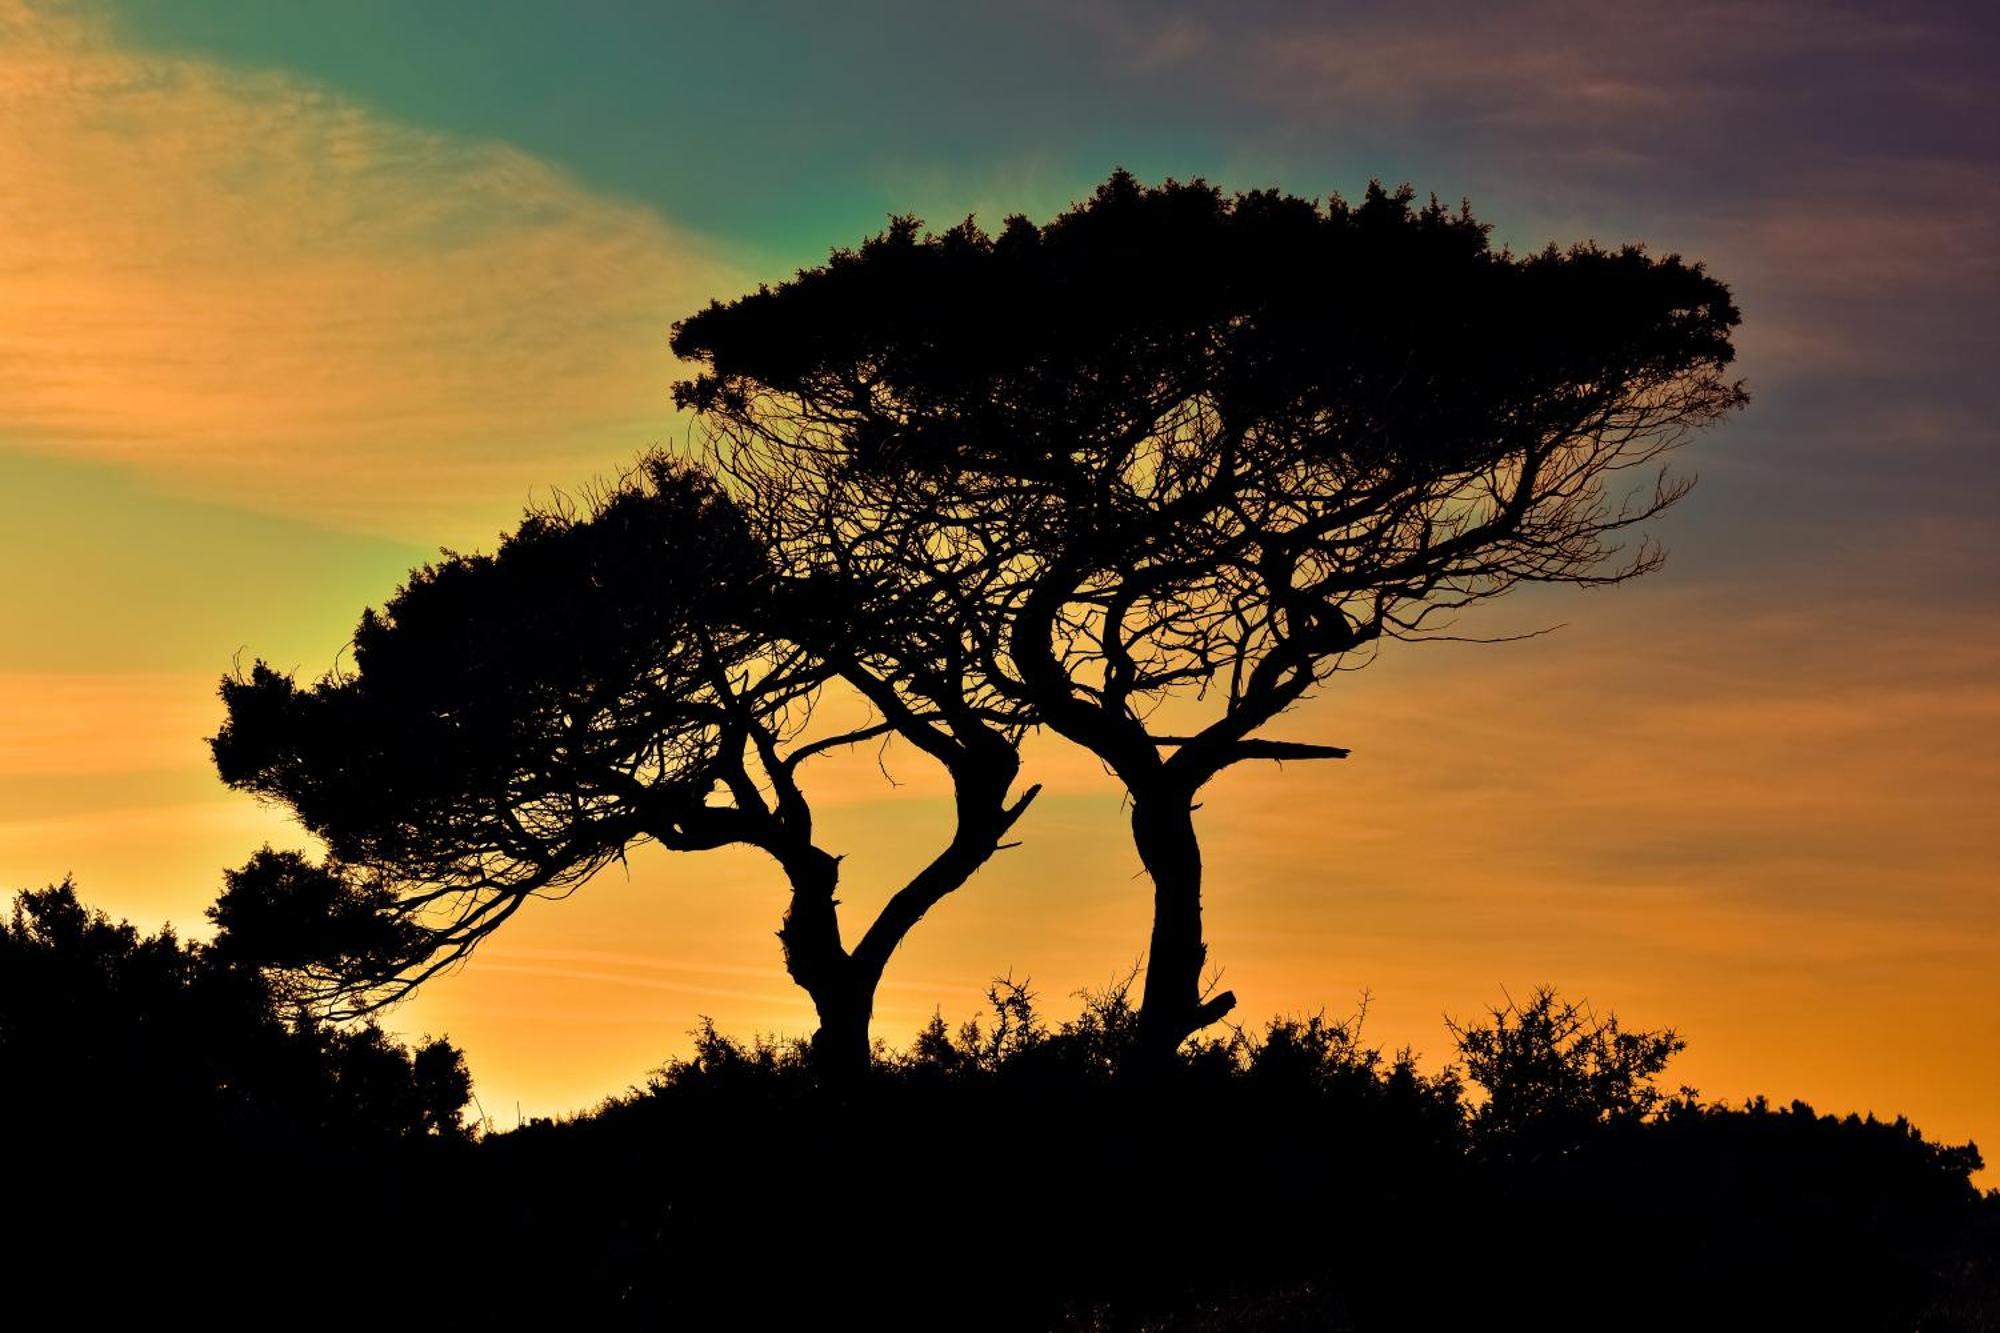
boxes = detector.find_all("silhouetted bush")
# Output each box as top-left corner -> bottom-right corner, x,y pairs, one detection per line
458,977 -> 1465,1326
0,879 -> 467,1147
5,910 -> 1991,1328
1448,983 -> 1689,1161
1,881 -> 471,1316
451,979 -> 1994,1329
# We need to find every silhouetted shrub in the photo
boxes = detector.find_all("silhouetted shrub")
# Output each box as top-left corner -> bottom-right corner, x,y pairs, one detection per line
2,880 -> 473,1319
0,879 -> 467,1148
1449,983 -> 1688,1161
7,930 -> 1991,1328
452,979 -> 1993,1329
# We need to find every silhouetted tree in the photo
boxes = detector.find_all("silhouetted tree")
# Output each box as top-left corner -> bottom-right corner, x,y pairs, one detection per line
211,460 -> 1035,1073
1,877 -> 472,1320
671,171 -> 1747,1059
0,878 -> 468,1144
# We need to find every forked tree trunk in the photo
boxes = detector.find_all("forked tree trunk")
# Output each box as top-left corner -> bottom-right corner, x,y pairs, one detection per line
771,752 -> 1037,1081
1130,788 -> 1236,1065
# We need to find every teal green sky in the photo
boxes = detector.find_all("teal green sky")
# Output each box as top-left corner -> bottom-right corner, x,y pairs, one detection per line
107,0 -> 1311,264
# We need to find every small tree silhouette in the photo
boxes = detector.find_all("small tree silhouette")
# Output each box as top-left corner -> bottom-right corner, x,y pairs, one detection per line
0,879 -> 468,1144
1448,985 -> 1687,1160
670,170 -> 1747,1059
211,460 -> 1035,1074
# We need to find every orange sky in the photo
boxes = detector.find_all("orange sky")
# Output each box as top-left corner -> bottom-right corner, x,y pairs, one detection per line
2,0 -> 1994,1172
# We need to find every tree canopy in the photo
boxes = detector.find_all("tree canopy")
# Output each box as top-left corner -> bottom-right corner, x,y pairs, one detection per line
212,458 -> 1037,1071
671,171 -> 1747,1055
214,463 -> 781,986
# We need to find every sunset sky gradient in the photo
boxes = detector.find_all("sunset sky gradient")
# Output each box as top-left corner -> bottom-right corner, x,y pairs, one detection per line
2,0 -> 1994,1162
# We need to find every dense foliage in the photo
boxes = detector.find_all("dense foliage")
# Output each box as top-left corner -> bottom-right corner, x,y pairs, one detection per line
1,881 -> 471,1314
0,878 -> 467,1147
209,465 -> 778,1007
471,981 -> 1990,1330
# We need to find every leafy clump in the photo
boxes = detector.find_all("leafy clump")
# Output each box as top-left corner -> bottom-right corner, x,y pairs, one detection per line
1448,984 -> 1689,1159
1,878 -> 469,1147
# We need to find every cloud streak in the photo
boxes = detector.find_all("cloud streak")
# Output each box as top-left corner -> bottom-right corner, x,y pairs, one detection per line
1065,0 -> 2000,398
0,0 -> 736,541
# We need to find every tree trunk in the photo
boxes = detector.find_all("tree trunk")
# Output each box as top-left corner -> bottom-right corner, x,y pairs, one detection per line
1131,788 -> 1236,1065
806,977 -> 874,1078
773,845 -> 873,1081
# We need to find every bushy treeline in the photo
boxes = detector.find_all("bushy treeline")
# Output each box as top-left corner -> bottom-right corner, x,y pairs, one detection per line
0,879 -> 468,1147
1,881 -> 471,1313
4,888 -> 1994,1329
472,979 -> 1995,1330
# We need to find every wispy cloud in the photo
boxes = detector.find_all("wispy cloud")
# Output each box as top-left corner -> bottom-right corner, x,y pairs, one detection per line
1060,0 -> 2000,392
1070,0 -> 1977,152
0,0 -> 737,542
0,672 -> 214,777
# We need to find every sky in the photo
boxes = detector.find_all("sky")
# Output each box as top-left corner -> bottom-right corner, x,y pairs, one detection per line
2,0 -> 1995,1159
